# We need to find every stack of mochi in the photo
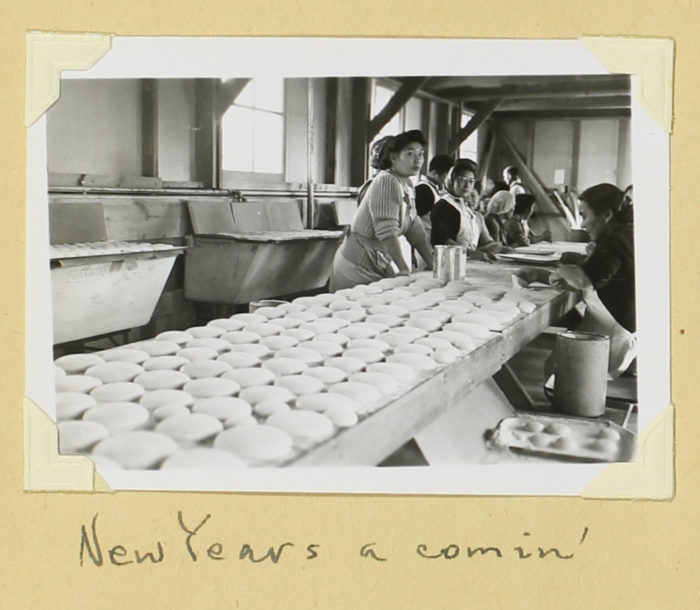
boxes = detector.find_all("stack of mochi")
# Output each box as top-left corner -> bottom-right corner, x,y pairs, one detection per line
50,241 -> 177,259
54,271 -> 538,470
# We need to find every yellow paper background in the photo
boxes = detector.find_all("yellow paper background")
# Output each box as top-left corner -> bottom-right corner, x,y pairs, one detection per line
2,3 -> 697,608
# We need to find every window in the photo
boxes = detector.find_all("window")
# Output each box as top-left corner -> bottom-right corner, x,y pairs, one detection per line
458,111 -> 479,162
371,83 -> 403,141
221,79 -> 285,174
369,82 -> 426,180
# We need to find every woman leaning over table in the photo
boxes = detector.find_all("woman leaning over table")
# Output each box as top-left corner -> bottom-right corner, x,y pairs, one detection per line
430,159 -> 505,262
517,183 -> 636,374
329,130 -> 433,291
504,193 -> 552,247
484,189 -> 516,246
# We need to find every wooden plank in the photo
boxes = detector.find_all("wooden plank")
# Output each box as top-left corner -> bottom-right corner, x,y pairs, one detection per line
49,201 -> 107,244
367,77 -> 429,141
101,199 -> 189,240
290,265 -> 579,466
188,199 -> 236,234
291,336 -> 505,467
448,100 -> 501,153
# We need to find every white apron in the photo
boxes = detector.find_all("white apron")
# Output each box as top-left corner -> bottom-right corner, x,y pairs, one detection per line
442,193 -> 480,249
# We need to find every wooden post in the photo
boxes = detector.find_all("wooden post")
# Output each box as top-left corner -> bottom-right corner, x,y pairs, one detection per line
435,103 -> 450,154
571,120 -> 582,192
350,78 -> 370,187
324,77 -> 338,185
307,79 -> 315,229
193,79 -> 218,188
448,100 -> 501,154
141,79 -> 158,177
367,77 -> 429,141
420,98 -> 432,163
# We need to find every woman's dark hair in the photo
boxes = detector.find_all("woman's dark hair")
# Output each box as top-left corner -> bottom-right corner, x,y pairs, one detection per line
452,158 -> 478,176
389,129 -> 426,154
579,183 -> 625,217
490,180 -> 510,195
429,154 -> 454,174
514,193 -> 537,216
503,166 -> 520,183
370,135 -> 394,170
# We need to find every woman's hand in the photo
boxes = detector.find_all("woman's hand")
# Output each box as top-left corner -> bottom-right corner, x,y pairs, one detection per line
469,249 -> 495,263
549,265 -> 595,297
515,267 -> 551,286
559,251 -> 587,265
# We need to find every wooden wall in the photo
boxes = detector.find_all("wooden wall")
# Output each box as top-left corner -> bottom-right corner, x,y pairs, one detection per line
46,79 -> 144,177
485,117 -> 632,193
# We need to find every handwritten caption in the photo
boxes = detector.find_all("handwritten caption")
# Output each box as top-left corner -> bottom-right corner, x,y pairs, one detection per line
79,512 -> 590,567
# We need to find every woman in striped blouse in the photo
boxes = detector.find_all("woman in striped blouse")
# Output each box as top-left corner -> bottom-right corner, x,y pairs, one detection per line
329,130 -> 433,291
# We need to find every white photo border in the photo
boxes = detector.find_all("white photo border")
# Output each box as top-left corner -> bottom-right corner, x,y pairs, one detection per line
26,37 -> 670,494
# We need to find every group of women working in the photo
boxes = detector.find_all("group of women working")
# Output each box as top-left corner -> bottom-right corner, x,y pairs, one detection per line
328,128 -> 636,372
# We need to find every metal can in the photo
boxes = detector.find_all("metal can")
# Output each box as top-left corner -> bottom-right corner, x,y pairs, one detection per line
433,245 -> 466,283
552,331 -> 610,417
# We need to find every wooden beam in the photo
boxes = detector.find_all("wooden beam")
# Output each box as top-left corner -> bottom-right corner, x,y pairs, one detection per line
496,95 -> 631,112
367,77 -> 429,141
448,100 -> 501,153
499,128 -> 559,217
476,125 -> 495,183
140,79 -> 158,177
216,78 -> 251,116
439,80 -> 629,102
427,74 -> 629,91
350,78 -> 370,186
493,108 -> 630,120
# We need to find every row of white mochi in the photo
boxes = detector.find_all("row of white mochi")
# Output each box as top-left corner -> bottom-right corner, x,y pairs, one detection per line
54,273 -> 538,469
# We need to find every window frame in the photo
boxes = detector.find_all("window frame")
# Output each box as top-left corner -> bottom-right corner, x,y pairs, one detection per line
219,78 -> 287,188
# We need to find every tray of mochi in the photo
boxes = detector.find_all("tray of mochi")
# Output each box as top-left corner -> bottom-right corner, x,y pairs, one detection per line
487,413 -> 635,462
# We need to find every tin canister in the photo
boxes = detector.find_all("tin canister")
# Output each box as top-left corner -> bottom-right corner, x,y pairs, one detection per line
433,245 -> 466,283
454,246 -> 467,279
552,331 -> 610,417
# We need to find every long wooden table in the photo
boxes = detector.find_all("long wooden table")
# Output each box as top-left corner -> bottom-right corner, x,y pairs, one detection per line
289,260 -> 579,467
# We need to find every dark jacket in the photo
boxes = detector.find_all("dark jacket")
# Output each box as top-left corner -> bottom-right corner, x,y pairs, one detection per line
583,221 -> 636,332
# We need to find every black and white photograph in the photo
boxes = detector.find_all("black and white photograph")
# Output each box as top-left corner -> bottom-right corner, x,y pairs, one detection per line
25,37 -> 670,494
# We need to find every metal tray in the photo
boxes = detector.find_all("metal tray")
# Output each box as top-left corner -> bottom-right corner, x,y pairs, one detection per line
486,412 -> 636,462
